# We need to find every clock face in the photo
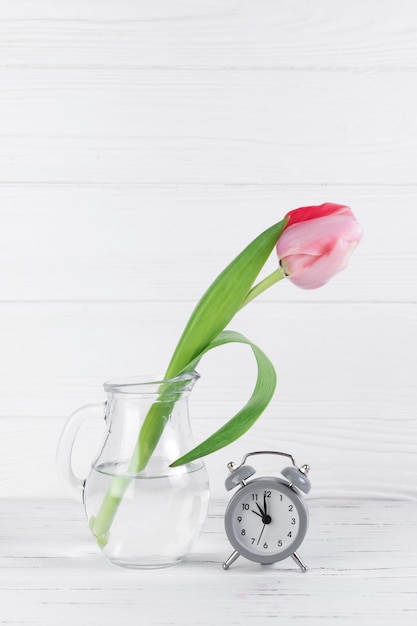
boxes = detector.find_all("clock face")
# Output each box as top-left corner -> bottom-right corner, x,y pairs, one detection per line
225,477 -> 308,564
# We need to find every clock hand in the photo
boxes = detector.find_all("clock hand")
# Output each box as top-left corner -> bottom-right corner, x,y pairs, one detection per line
251,509 -> 263,518
262,493 -> 271,524
256,502 -> 265,516
257,523 -> 266,545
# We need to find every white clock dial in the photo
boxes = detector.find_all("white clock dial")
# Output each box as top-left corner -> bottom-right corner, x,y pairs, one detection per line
232,486 -> 300,554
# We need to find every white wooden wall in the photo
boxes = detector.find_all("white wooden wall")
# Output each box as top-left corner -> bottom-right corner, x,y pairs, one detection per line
0,0 -> 416,500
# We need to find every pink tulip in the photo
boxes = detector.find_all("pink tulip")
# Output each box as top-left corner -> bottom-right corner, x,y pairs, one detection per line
276,203 -> 362,289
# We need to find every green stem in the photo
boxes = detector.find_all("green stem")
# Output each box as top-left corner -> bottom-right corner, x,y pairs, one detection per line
89,475 -> 131,548
90,397 -> 178,547
89,222 -> 289,547
239,267 -> 286,309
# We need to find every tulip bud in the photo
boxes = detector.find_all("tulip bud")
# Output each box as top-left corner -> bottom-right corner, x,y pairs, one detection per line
276,203 -> 362,289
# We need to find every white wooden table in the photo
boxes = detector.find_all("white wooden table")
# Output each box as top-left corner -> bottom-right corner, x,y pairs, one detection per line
1,498 -> 416,625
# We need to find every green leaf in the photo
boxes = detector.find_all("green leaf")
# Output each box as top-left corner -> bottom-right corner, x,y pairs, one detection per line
165,218 -> 288,379
170,329 -> 277,466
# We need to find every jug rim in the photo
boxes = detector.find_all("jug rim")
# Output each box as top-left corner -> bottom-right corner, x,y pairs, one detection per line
103,370 -> 200,395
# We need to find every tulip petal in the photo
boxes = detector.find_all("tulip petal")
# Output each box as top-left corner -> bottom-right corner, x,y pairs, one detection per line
284,238 -> 358,289
285,202 -> 352,226
277,214 -> 363,258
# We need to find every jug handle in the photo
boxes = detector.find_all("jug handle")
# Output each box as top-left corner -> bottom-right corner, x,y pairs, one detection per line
56,403 -> 106,500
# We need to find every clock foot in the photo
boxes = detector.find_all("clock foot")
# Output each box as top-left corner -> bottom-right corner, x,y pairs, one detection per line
222,550 -> 240,570
291,552 -> 308,573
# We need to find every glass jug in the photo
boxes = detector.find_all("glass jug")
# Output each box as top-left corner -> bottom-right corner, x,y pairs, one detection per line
56,372 -> 210,569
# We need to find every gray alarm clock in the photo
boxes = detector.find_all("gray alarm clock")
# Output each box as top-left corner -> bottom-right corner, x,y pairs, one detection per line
222,451 -> 311,572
